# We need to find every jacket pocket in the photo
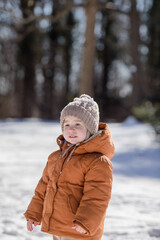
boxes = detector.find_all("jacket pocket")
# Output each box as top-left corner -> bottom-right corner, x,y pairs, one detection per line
43,182 -> 53,216
68,194 -> 79,215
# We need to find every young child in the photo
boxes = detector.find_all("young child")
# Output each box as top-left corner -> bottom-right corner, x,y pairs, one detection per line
24,94 -> 115,240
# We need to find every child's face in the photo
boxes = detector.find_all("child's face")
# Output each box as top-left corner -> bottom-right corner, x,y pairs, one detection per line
63,116 -> 88,144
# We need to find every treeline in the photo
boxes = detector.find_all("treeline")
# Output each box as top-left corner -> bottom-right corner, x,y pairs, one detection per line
0,0 -> 160,123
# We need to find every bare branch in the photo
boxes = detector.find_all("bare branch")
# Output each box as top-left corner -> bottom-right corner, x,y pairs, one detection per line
0,21 -> 19,32
98,2 -> 130,15
0,6 -> 23,23
22,3 -> 86,24
0,0 -> 129,40
0,3 -> 86,26
17,25 -> 36,43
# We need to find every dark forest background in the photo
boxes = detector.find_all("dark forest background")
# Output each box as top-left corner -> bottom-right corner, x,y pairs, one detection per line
0,0 -> 159,133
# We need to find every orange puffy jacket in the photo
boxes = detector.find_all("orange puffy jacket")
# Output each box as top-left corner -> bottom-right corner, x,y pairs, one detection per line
24,122 -> 115,240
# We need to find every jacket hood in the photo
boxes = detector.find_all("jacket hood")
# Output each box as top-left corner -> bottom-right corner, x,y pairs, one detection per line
57,122 -> 115,160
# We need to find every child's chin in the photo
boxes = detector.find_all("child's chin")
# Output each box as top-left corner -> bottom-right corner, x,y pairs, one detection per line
68,139 -> 79,144
70,140 -> 78,144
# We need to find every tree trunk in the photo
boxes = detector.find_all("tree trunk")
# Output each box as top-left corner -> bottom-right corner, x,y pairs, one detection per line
64,12 -> 75,101
41,34 -> 56,119
79,0 -> 98,96
19,0 -> 37,117
41,1 -> 59,119
130,0 -> 142,106
101,8 -> 117,97
148,0 -> 160,99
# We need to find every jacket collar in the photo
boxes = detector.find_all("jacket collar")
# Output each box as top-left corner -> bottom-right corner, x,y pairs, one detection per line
56,122 -> 115,160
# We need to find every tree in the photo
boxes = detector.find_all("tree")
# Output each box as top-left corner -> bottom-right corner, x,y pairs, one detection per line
63,12 -> 76,101
129,0 -> 142,106
79,0 -> 129,97
41,0 -> 59,119
18,0 -> 37,117
148,0 -> 160,100
79,0 -> 98,96
1,0 -> 150,121
96,6 -> 117,97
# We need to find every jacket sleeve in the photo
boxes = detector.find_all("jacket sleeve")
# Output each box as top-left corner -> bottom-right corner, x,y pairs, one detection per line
73,156 -> 113,235
24,162 -> 49,223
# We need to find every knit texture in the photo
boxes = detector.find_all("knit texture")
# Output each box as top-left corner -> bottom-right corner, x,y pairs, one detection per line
60,94 -> 99,135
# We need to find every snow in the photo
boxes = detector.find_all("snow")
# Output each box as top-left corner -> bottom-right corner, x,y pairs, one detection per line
0,117 -> 160,240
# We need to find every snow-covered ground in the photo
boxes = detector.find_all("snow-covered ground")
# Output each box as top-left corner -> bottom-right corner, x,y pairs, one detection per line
0,117 -> 160,240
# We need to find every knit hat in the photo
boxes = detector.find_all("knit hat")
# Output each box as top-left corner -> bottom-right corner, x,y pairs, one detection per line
60,94 -> 99,135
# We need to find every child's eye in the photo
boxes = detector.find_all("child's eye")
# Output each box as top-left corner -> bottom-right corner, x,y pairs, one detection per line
64,124 -> 69,127
75,123 -> 80,126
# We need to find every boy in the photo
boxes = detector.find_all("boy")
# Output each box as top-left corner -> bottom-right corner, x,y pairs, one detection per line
24,94 -> 115,240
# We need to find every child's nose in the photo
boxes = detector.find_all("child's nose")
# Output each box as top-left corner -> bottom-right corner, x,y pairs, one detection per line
69,126 -> 75,131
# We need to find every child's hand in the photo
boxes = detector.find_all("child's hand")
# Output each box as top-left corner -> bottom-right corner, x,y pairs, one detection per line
27,219 -> 38,231
72,224 -> 87,234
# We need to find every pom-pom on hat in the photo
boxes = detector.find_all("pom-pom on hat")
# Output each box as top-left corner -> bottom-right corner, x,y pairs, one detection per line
60,94 -> 99,135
